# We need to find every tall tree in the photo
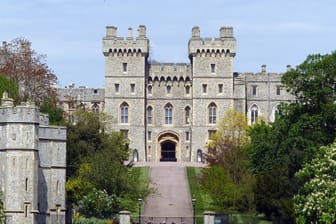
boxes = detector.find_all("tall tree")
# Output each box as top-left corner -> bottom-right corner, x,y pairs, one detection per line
0,74 -> 19,103
0,38 -> 57,105
202,110 -> 255,212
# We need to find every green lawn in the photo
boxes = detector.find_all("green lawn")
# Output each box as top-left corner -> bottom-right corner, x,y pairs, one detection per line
186,166 -> 271,224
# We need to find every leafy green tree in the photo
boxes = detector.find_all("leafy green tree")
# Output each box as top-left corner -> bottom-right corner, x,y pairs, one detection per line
294,141 -> 336,224
202,110 -> 255,212
247,51 -> 336,223
0,74 -> 19,103
39,96 -> 65,125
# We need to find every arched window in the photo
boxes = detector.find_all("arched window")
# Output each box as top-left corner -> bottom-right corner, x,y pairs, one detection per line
92,103 -> 99,113
147,106 -> 153,125
208,103 -> 217,124
167,85 -> 171,94
185,106 -> 191,125
133,149 -> 139,162
148,85 -> 152,95
185,85 -> 190,95
197,149 -> 203,162
251,105 -> 259,125
165,103 -> 173,125
120,102 -> 129,124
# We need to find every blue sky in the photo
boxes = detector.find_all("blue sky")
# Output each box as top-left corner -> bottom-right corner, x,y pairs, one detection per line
1,0 -> 335,88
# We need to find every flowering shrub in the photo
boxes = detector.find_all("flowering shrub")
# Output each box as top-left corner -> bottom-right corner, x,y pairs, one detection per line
294,142 -> 336,224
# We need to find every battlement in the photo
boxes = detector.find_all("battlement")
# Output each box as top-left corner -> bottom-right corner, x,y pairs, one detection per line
0,95 -> 40,124
102,25 -> 149,56
39,126 -> 66,141
188,26 -> 236,58
148,63 -> 191,84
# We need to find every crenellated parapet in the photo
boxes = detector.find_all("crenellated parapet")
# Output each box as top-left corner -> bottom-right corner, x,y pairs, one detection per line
188,26 -> 236,58
148,62 -> 192,85
102,25 -> 149,57
0,93 -> 40,124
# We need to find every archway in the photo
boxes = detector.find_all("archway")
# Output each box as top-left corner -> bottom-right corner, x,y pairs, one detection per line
157,131 -> 180,162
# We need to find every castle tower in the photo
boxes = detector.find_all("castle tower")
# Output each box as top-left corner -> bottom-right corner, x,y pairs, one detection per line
0,93 -> 39,223
103,26 -> 149,161
188,26 -> 237,160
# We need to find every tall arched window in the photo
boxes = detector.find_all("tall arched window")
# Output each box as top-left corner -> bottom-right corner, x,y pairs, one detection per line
147,106 -> 153,125
165,103 -> 173,125
251,105 -> 259,125
120,102 -> 129,124
208,102 -> 217,124
185,106 -> 191,125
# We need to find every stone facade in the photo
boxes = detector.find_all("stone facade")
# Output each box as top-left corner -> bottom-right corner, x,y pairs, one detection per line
101,25 -> 295,163
0,93 -> 66,224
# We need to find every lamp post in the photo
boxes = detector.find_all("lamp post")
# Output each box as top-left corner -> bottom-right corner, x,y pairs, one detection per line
192,198 -> 196,224
138,198 -> 142,224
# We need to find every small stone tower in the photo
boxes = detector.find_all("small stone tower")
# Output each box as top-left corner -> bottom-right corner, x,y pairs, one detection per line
0,92 -> 67,224
103,26 -> 149,161
188,26 -> 237,159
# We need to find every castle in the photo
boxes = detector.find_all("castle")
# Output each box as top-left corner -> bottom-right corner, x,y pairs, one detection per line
59,25 -> 294,163
0,93 -> 66,224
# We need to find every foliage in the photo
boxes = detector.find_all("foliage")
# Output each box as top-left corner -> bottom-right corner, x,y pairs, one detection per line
0,74 -> 19,103
202,110 -> 255,213
66,110 -> 152,218
73,216 -> 114,224
246,51 -> 336,223
39,96 -> 66,125
0,38 -> 57,105
294,141 -> 336,224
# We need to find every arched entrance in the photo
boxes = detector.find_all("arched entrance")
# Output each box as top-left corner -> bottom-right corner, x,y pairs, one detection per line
157,131 -> 180,162
160,141 -> 176,161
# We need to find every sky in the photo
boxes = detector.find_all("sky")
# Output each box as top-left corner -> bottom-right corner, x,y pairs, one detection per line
0,0 -> 335,88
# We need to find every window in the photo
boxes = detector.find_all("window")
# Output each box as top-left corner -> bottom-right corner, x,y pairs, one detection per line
148,131 -> 152,141
167,85 -> 171,94
147,106 -> 153,125
148,85 -> 152,95
202,84 -> 207,94
208,103 -> 217,124
25,178 -> 28,191
211,64 -> 216,73
123,63 -> 127,72
25,205 -> 28,218
115,83 -> 119,93
218,84 -> 223,94
165,104 -> 173,125
208,130 -> 216,140
93,89 -> 98,94
185,85 -> 190,95
120,102 -> 129,123
252,85 -> 257,96
131,84 -> 135,93
276,85 -> 281,95
251,105 -> 259,125
186,132 -> 190,141
56,180 -> 60,195
185,106 -> 191,125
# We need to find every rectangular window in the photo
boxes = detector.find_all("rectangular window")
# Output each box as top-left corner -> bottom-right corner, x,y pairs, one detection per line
186,132 -> 190,141
131,83 -> 135,93
165,105 -> 173,125
218,84 -> 223,94
202,84 -> 207,94
211,64 -> 216,73
123,63 -> 127,72
147,107 -> 152,125
115,83 -> 119,93
276,85 -> 281,95
252,85 -> 257,96
148,131 -> 152,141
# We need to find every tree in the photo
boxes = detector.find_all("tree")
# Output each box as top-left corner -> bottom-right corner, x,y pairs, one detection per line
0,38 -> 57,105
0,74 -> 19,103
294,141 -> 336,224
247,51 -> 336,223
202,110 -> 255,212
39,96 -> 65,125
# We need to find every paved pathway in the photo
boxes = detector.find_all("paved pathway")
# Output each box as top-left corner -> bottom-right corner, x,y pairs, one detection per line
135,162 -> 205,218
